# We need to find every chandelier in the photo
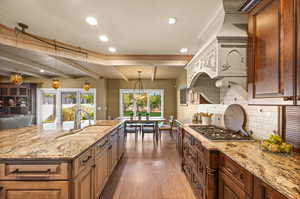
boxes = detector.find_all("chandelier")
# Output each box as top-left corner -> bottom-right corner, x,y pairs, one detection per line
133,71 -> 146,100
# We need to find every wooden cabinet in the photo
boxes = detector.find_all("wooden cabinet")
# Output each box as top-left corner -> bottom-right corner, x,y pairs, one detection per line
94,139 -> 109,199
111,130 -> 118,170
0,181 -> 69,199
253,176 -> 288,199
219,154 -> 253,199
73,165 -> 94,199
247,0 -> 297,105
297,0 -> 300,104
118,127 -> 125,159
182,130 -> 218,199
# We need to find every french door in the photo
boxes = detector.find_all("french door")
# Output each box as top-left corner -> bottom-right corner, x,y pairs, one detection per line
37,88 -> 96,130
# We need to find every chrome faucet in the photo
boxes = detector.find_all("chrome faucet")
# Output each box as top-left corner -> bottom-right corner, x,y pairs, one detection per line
73,109 -> 91,130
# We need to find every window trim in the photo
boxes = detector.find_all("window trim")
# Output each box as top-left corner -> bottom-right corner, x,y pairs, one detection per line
119,89 -> 164,118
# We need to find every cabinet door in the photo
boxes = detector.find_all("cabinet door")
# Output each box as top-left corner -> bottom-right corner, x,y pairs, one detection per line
118,129 -> 125,159
73,166 -> 93,199
297,0 -> 300,104
253,177 -> 288,199
248,0 -> 295,105
94,149 -> 109,199
111,134 -> 118,169
219,172 -> 251,199
0,181 -> 69,199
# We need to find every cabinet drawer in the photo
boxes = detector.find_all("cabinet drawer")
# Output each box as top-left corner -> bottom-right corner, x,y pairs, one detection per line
0,162 -> 70,180
73,148 -> 94,178
0,180 -> 69,199
220,154 -> 253,196
94,137 -> 109,155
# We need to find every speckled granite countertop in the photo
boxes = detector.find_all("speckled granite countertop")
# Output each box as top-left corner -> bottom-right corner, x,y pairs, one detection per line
183,125 -> 300,199
0,120 -> 123,160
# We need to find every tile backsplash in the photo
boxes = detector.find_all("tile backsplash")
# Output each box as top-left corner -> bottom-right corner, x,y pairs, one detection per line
177,84 -> 279,140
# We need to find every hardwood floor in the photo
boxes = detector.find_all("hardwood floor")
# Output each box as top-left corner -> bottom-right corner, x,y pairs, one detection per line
100,133 -> 197,199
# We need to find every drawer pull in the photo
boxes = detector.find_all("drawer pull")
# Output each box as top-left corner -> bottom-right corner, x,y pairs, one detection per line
81,155 -> 92,165
10,168 -> 51,174
283,96 -> 293,101
98,140 -> 108,148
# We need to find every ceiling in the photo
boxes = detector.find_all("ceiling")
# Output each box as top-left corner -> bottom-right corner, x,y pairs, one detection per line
0,44 -> 185,79
0,0 -> 222,55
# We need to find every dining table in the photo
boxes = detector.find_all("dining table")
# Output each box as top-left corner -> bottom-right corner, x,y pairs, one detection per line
122,117 -> 165,142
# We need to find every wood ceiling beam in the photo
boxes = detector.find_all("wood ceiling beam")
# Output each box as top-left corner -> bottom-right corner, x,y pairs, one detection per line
0,50 -> 73,78
112,67 -> 128,82
0,70 -> 10,77
49,56 -> 101,79
0,66 -> 47,79
0,24 -> 193,66
151,66 -> 157,82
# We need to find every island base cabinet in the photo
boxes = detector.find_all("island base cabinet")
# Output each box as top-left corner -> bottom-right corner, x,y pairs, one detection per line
94,149 -> 109,199
0,181 -> 69,199
73,166 -> 94,199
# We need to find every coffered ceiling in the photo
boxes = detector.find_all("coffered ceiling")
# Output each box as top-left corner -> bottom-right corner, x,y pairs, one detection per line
0,0 -> 222,55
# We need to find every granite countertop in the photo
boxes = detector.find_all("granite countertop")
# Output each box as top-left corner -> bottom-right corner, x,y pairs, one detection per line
0,120 -> 123,160
183,125 -> 300,199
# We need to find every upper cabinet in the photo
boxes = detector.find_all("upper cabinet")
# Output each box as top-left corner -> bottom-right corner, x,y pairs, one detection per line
246,0 -> 298,105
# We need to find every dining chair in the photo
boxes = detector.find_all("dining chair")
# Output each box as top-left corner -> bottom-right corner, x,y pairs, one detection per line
158,118 -> 175,139
124,121 -> 138,139
141,121 -> 156,141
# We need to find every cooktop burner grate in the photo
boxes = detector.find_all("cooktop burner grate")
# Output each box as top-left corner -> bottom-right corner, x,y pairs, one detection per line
189,125 -> 253,141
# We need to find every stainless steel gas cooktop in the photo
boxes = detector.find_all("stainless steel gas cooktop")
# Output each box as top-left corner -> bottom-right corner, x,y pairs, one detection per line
189,125 -> 253,141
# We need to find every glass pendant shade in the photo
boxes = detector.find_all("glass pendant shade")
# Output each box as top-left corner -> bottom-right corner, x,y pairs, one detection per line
83,82 -> 91,91
52,79 -> 60,89
10,74 -> 23,85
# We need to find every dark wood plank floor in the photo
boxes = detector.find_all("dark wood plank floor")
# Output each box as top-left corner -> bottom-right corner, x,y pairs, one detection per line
101,133 -> 197,199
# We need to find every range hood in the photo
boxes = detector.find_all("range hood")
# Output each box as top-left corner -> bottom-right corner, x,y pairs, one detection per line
186,0 -> 248,104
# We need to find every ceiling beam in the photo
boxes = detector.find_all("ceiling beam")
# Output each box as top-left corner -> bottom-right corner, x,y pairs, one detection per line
0,70 -> 10,77
49,56 -> 101,79
0,50 -> 73,78
112,67 -> 128,82
0,66 -> 47,79
0,24 -> 193,66
151,66 -> 157,82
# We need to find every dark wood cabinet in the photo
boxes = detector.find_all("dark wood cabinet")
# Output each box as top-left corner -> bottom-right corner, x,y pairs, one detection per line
297,0 -> 300,104
253,176 -> 288,199
247,0 -> 297,105
182,130 -> 218,199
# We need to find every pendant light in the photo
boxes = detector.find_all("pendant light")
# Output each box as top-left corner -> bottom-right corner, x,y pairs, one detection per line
51,42 -> 60,89
133,71 -> 146,100
52,78 -> 60,89
10,73 -> 23,85
83,81 -> 91,91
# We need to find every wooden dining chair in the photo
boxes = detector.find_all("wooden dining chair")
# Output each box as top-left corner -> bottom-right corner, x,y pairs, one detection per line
158,118 -> 175,139
141,121 -> 156,141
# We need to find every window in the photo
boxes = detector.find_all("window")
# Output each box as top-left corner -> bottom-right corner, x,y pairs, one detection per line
120,89 -> 164,118
37,88 -> 96,130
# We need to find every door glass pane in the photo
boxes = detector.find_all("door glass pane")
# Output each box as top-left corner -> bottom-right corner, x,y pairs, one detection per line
135,93 -> 147,116
80,93 -> 95,126
149,92 -> 162,117
61,92 -> 77,130
123,93 -> 134,117
41,93 -> 57,129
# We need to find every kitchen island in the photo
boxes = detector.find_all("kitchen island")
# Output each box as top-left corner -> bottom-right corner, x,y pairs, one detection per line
0,120 -> 125,199
177,121 -> 300,199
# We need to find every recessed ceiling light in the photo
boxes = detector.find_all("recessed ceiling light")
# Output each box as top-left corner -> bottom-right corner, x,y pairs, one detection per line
85,16 -> 98,25
180,48 -> 188,53
108,47 -> 117,53
99,35 -> 109,42
40,69 -> 45,73
168,17 -> 177,25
